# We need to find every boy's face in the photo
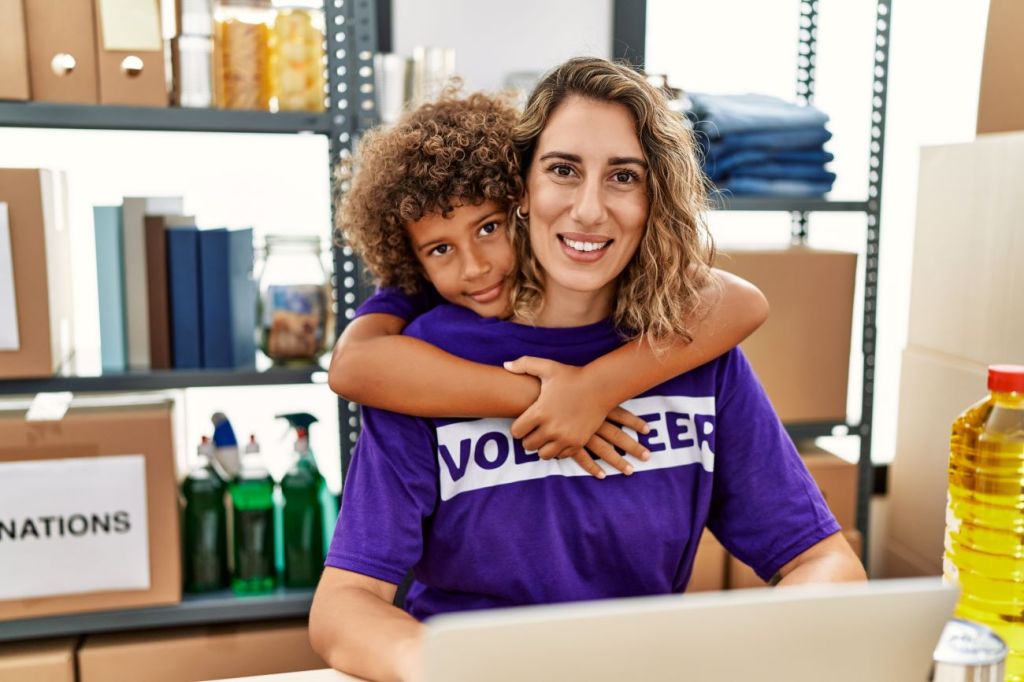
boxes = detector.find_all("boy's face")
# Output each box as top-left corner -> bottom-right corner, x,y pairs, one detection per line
406,199 -> 515,318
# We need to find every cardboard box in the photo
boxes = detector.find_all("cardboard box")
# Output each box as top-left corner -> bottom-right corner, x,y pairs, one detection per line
0,169 -> 75,379
24,0 -> 99,103
0,0 -> 30,101
717,247 -> 857,424
727,529 -> 863,590
885,349 -> 983,578
0,638 -> 76,682
906,133 -> 1024,366
93,0 -> 169,106
800,443 -> 857,530
977,0 -> 1024,134
687,530 -> 726,592
0,398 -> 181,621
78,620 -> 326,682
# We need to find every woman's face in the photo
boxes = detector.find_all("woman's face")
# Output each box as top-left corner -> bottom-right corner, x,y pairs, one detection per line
522,95 -> 649,313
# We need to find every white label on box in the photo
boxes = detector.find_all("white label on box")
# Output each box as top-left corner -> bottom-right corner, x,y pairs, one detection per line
0,203 -> 19,351
98,0 -> 162,52
0,455 -> 150,600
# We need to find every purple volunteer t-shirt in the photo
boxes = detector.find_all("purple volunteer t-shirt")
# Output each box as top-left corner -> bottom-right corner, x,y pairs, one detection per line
327,304 -> 839,621
355,283 -> 445,321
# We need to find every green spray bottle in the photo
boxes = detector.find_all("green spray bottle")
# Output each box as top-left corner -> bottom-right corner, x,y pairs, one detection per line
182,436 -> 228,593
277,413 -> 336,587
228,429 -> 277,594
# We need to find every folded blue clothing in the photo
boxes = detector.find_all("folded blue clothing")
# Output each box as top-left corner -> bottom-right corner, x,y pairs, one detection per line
731,163 -> 836,182
710,127 -> 833,158
690,93 -> 829,137
718,175 -> 833,197
704,148 -> 835,182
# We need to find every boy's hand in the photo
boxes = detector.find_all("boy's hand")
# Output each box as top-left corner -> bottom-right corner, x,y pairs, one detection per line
504,356 -> 651,478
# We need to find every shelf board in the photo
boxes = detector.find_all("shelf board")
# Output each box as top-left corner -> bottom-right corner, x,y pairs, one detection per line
0,367 -> 327,395
785,421 -> 856,441
0,588 -> 313,642
711,194 -> 871,213
0,102 -> 331,135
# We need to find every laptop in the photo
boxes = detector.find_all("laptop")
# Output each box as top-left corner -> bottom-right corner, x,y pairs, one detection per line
422,578 -> 958,682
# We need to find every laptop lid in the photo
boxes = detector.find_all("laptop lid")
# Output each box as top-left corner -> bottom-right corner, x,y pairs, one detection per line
423,578 -> 957,682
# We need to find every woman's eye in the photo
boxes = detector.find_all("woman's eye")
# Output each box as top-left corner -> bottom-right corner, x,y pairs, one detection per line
430,244 -> 451,256
550,164 -> 575,178
613,170 -> 638,183
479,221 -> 501,236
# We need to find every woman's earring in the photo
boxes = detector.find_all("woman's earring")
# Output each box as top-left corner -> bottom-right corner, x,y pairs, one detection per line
515,205 -> 529,220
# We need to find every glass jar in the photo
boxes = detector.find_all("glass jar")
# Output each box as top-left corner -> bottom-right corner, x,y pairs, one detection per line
214,0 -> 274,110
270,3 -> 326,112
256,235 -> 331,365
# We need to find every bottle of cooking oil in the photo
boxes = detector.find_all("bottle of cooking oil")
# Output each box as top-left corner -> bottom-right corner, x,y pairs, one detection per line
945,364 -> 1024,682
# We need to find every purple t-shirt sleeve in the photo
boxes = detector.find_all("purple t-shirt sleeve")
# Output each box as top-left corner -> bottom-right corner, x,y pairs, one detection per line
706,349 -> 840,582
355,285 -> 443,322
325,406 -> 437,584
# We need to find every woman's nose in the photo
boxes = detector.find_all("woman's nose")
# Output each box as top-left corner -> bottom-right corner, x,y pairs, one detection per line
570,177 -> 608,226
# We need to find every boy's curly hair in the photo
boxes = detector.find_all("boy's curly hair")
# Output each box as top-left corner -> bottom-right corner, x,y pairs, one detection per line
335,90 -> 522,293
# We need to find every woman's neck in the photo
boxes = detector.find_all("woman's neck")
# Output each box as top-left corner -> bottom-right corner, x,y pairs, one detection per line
528,276 -> 616,328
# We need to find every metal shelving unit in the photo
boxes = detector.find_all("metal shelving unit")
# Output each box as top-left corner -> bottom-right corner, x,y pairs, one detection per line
610,0 -> 891,563
0,0 -> 378,640
0,367 -> 327,395
0,589 -> 313,643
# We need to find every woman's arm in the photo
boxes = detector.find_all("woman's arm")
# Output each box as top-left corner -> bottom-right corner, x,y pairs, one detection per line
309,567 -> 423,682
775,532 -> 867,586
509,269 -> 769,457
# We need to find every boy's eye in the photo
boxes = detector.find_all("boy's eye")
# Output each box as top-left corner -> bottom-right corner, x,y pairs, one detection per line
429,244 -> 452,256
478,221 -> 501,236
548,163 -> 576,178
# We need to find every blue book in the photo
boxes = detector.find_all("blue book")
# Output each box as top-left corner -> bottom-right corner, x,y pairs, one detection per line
198,228 -> 231,368
94,206 -> 127,373
166,226 -> 203,369
228,228 -> 256,369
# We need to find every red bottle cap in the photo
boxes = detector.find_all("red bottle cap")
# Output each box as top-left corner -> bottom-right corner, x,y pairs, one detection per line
988,365 -> 1024,392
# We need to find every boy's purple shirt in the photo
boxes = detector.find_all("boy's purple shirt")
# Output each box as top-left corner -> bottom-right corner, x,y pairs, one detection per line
327,295 -> 839,621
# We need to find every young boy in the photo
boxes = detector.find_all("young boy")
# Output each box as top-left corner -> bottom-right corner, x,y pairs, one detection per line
328,90 -> 770,475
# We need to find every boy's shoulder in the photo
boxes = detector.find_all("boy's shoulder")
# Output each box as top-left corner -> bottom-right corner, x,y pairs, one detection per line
404,304 -> 488,346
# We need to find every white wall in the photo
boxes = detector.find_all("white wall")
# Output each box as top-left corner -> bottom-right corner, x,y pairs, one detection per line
391,0 -> 613,93
647,0 -> 991,464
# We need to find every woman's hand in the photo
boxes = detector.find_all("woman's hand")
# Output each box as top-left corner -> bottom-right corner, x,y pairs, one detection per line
504,356 -> 651,479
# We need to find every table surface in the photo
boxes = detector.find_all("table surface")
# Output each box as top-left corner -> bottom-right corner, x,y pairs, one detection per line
207,670 -> 365,682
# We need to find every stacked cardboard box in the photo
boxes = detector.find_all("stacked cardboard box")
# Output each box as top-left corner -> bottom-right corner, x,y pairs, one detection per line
0,638 -> 76,682
885,132 -> 1024,577
717,247 -> 857,424
78,620 -> 325,682
0,398 -> 180,621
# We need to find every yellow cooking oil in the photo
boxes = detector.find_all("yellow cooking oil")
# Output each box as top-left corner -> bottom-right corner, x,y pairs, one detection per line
946,365 -> 1024,681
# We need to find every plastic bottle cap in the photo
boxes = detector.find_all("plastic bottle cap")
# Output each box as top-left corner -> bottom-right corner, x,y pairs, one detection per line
988,365 -> 1024,392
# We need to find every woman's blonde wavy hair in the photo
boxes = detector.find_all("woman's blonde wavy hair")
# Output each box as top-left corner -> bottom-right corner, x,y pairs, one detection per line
509,57 -> 716,344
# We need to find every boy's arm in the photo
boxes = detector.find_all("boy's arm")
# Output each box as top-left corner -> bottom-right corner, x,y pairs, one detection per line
329,313 -> 650,477
328,312 -> 539,418
309,567 -> 423,682
509,269 -> 769,457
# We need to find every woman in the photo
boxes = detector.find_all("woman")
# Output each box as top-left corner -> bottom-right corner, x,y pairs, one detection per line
310,58 -> 865,682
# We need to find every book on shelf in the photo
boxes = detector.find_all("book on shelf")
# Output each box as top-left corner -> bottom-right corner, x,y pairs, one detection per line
198,228 -> 256,370
94,206 -> 128,372
166,226 -> 203,370
145,214 -> 196,370
122,196 -> 184,371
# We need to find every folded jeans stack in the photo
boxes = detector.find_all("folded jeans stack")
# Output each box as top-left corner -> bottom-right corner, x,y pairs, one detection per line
688,93 -> 836,197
